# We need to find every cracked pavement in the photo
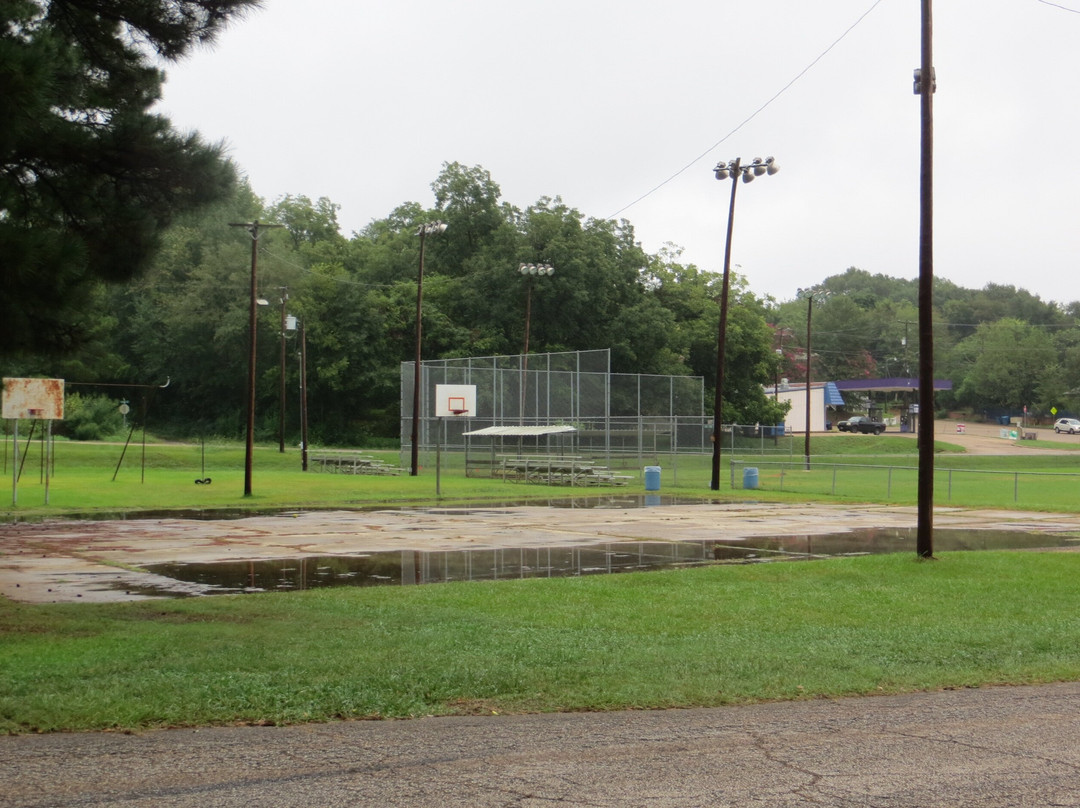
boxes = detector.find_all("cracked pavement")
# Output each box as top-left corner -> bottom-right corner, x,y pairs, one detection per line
4,502 -> 1080,603
3,682 -> 1079,806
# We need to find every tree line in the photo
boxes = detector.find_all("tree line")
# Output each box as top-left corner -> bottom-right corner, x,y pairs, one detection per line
12,162 -> 1080,445
770,267 -> 1080,421
6,2 -> 1079,445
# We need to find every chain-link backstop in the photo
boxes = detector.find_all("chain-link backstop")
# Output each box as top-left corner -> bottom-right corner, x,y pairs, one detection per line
400,350 -> 709,468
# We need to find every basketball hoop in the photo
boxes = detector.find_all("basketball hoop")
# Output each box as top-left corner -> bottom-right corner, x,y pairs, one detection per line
450,409 -> 468,416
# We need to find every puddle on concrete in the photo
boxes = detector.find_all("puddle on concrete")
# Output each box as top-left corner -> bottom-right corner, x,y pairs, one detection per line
137,527 -> 1079,597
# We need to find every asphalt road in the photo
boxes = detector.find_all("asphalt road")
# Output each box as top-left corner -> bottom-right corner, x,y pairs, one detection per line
4,682 -> 1079,807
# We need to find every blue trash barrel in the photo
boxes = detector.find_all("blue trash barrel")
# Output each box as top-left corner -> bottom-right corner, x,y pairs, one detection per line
742,467 -> 759,490
644,466 -> 661,491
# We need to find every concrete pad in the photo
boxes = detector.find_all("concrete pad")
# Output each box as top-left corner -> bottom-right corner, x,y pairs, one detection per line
4,502 -> 1080,604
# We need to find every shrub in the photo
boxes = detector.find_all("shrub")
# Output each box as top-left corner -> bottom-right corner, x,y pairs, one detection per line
60,393 -> 125,441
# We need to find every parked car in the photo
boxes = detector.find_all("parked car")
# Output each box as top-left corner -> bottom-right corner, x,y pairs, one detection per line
836,415 -> 886,435
1054,418 -> 1080,434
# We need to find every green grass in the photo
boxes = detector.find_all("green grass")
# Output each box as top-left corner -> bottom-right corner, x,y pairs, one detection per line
3,551 -> 1079,733
5,435 -> 1080,517
5,437 -> 1080,734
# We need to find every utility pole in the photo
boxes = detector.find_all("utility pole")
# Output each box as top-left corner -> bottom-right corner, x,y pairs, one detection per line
229,220 -> 283,497
915,0 -> 935,558
278,287 -> 288,454
299,318 -> 309,472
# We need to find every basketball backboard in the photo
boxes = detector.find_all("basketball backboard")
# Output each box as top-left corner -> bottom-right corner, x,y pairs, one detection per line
2,378 -> 65,420
435,384 -> 476,417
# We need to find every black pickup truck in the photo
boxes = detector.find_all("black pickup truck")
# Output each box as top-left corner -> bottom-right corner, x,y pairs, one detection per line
836,415 -> 886,435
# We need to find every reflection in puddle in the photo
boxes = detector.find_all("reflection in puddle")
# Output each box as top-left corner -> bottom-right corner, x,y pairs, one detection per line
139,527 -> 1079,597
143,541 -> 714,596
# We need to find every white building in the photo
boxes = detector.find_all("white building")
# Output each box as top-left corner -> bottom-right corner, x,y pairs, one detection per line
765,380 -> 845,433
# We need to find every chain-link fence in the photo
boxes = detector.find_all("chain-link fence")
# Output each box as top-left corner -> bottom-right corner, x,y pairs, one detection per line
401,350 -> 804,472
401,349 -> 710,467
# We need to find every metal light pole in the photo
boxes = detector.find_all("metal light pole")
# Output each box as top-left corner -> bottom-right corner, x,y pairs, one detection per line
410,221 -> 447,476
797,287 -> 828,470
773,327 -> 790,402
277,287 -> 289,454
229,220 -> 282,497
299,318 -> 309,472
518,262 -> 554,424
711,157 -> 779,490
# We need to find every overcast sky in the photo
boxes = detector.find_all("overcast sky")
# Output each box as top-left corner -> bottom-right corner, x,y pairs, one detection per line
155,0 -> 1080,307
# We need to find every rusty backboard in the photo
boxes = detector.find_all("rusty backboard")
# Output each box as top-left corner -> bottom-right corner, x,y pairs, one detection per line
2,378 -> 65,420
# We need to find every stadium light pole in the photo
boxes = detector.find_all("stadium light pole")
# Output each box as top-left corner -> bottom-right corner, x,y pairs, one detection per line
797,287 -> 829,471
518,262 -> 554,424
711,157 -> 779,490
411,221 -> 447,476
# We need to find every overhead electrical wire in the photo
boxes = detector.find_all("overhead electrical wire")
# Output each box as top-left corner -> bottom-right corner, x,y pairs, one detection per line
1035,0 -> 1080,13
605,0 -> 889,221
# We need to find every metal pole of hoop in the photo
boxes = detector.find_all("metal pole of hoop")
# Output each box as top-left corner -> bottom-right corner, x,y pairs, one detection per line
436,408 -> 468,496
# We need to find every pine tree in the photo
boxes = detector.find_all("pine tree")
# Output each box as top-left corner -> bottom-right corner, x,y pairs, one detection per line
0,0 -> 259,356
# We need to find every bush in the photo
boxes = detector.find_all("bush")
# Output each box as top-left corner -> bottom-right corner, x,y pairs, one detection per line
59,393 -> 125,441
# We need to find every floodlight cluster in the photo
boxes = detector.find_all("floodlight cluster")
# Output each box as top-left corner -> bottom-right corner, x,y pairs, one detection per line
713,156 -> 779,183
519,263 -> 555,276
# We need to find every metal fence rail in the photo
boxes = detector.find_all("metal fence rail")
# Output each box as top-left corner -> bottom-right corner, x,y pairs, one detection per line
730,460 -> 1080,504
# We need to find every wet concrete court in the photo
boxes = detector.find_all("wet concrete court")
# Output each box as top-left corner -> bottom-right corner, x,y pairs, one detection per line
3,501 -> 1080,603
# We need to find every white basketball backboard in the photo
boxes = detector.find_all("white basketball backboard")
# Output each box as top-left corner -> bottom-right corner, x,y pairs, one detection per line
2,378 -> 65,420
435,384 -> 476,417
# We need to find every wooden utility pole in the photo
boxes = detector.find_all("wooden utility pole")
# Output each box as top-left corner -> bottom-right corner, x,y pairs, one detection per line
916,0 -> 935,558
229,220 -> 283,497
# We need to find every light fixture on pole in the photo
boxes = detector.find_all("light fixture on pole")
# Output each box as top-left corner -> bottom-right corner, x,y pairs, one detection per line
410,221 -> 448,477
710,156 -> 779,490
797,286 -> 829,471
517,262 -> 554,424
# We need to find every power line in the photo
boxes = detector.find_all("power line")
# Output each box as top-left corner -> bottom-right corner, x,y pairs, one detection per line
605,0 -> 888,220
1035,0 -> 1080,13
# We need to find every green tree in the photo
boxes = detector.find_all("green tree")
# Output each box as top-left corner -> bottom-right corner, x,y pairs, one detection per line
0,0 -> 257,358
955,319 -> 1056,411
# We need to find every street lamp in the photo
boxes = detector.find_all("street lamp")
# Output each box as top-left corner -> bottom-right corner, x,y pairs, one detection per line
711,156 -> 779,490
518,262 -> 554,424
797,286 -> 829,470
410,220 -> 447,477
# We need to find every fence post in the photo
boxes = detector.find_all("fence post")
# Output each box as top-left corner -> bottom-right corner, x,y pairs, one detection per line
832,465 -> 837,495
887,466 -> 892,499
1014,472 -> 1019,503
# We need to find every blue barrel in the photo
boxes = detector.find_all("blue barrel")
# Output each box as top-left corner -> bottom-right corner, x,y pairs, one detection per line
742,467 -> 759,490
644,466 -> 661,491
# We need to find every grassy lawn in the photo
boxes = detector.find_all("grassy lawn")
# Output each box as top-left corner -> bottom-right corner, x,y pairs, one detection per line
4,434 -> 1080,518
3,551 -> 1079,733
5,435 -> 1080,734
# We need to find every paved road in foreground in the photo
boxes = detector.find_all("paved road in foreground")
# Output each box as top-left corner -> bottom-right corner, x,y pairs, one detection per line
4,682 -> 1079,807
